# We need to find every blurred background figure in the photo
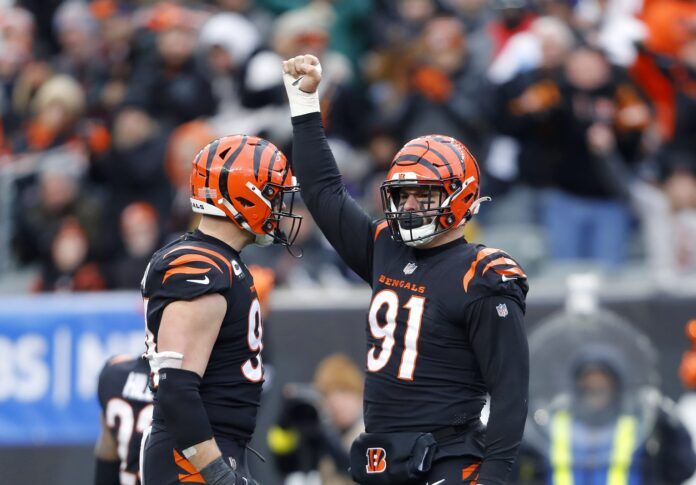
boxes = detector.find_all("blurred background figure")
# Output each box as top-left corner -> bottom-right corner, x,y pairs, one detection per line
540,47 -> 649,268
397,15 -> 489,156
268,353 -> 363,485
679,320 -> 696,485
104,201 -> 160,290
519,279 -> 696,485
94,354 -> 152,485
33,217 -> 106,292
93,106 -> 171,219
632,148 -> 696,289
124,2 -> 214,131
1,0 -> 696,286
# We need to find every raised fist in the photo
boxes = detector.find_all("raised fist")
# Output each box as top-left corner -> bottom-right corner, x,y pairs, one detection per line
282,54 -> 322,94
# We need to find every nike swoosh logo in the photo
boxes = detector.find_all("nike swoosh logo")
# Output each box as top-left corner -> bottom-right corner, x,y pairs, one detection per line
187,276 -> 209,285
501,275 -> 519,282
428,480 -> 445,485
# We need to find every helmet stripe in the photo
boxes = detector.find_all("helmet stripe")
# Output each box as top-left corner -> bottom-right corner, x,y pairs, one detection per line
219,135 -> 247,206
203,139 -> 220,204
266,148 -> 279,183
392,154 -> 441,178
425,145 -> 455,178
441,142 -> 465,173
253,140 -> 267,180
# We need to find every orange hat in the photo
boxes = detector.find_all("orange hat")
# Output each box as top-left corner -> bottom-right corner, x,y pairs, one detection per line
314,354 -> 363,397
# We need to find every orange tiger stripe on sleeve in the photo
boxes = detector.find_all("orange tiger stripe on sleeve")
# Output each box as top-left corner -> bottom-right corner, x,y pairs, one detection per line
162,266 -> 211,283
168,253 -> 223,273
482,256 -> 522,275
463,247 -> 501,292
164,245 -> 232,283
463,248 -> 526,292
374,221 -> 389,241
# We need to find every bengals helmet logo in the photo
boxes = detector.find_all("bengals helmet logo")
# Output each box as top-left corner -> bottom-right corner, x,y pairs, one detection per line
366,447 -> 387,474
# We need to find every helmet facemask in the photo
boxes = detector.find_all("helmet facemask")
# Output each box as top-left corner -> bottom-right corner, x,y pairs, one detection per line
381,180 -> 455,247
256,177 -> 303,247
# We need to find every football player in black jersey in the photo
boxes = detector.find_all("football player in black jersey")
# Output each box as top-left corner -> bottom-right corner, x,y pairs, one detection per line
95,355 -> 153,485
282,55 -> 529,485
140,135 -> 302,484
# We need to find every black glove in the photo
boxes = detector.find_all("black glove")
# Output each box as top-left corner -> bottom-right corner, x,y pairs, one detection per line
199,456 -> 239,485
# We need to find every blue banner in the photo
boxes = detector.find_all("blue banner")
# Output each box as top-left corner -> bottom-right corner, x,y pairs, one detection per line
0,292 -> 144,445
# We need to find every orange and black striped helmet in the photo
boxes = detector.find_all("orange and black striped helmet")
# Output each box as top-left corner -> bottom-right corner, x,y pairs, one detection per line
190,135 -> 302,247
380,135 -> 488,246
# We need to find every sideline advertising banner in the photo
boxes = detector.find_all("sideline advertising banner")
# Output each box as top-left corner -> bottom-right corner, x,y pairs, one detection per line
0,292 -> 144,445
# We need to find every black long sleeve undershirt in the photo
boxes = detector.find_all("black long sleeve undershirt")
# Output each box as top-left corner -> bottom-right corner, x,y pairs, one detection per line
466,296 -> 529,485
291,112 -> 375,283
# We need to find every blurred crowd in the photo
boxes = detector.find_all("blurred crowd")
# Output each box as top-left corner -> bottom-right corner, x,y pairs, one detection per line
2,0 -> 696,292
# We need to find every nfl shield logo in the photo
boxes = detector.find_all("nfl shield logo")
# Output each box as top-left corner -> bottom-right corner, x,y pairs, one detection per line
496,303 -> 508,318
403,262 -> 418,275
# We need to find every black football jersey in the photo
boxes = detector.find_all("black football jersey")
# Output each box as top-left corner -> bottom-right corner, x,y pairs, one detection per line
292,112 -> 530,484
364,224 -> 528,432
141,229 -> 263,441
97,355 -> 153,485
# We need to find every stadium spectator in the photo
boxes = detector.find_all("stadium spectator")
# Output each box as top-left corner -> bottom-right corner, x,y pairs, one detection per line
632,147 -> 696,287
1,0 -> 696,288
14,157 -> 103,265
104,202 -> 161,290
493,17 -> 575,189
541,47 -> 650,268
11,73 -> 86,153
92,107 -> 172,218
124,2 -> 215,130
52,0 -> 110,115
397,15 -> 490,156
0,5 -> 35,148
268,353 -> 362,484
197,11 -> 292,143
34,217 -> 106,292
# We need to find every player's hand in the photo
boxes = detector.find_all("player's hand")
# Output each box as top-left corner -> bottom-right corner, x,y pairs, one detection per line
199,456 -> 240,484
282,54 -> 322,94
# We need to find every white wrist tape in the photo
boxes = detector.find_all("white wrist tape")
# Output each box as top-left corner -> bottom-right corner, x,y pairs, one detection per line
282,69 -> 321,117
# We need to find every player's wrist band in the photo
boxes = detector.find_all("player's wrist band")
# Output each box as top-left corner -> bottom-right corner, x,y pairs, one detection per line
157,367 -> 214,451
199,456 -> 237,485
288,87 -> 320,117
282,72 -> 320,117
94,458 -> 120,485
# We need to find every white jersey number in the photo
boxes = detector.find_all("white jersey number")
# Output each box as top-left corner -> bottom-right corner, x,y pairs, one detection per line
105,399 -> 153,485
241,298 -> 264,382
367,291 -> 426,380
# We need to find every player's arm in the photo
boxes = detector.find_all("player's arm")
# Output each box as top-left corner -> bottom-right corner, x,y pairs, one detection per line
155,293 -> 238,484
466,296 -> 529,485
282,54 -> 375,283
94,414 -> 120,485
